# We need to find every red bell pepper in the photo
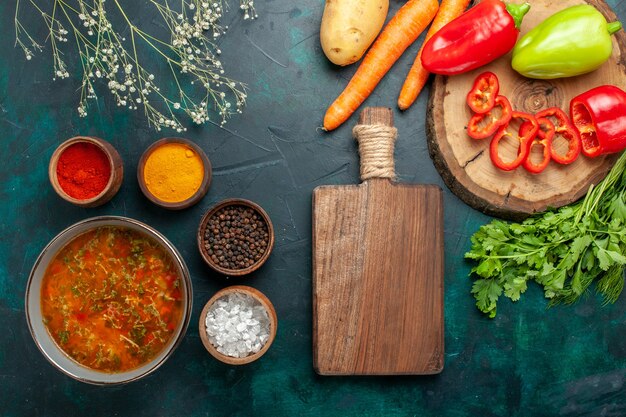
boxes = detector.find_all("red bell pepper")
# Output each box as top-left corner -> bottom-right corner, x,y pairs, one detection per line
467,72 -> 499,114
467,95 -> 513,139
421,0 -> 531,75
521,117 -> 554,174
570,85 -> 626,157
490,111 -> 538,171
535,107 -> 580,164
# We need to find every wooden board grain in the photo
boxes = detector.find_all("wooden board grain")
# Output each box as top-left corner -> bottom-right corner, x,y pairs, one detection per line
427,0 -> 626,220
312,181 -> 444,375
313,108 -> 444,375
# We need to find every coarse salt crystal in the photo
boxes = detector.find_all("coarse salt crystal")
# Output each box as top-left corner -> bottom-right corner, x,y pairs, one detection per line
205,292 -> 271,358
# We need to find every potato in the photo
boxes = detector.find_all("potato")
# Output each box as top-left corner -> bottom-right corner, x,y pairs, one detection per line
320,0 -> 389,66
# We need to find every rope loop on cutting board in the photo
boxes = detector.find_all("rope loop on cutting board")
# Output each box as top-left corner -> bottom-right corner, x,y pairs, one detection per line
353,124 -> 397,181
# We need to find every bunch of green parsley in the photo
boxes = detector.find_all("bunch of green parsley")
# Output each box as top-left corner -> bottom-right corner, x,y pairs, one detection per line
466,152 -> 626,318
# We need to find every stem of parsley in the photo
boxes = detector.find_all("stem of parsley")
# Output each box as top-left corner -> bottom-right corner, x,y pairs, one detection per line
466,152 -> 626,318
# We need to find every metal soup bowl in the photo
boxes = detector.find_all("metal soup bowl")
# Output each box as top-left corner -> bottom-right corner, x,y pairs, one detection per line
25,216 -> 193,385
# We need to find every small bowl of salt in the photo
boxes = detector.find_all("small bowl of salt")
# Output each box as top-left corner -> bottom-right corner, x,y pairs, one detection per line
199,285 -> 277,365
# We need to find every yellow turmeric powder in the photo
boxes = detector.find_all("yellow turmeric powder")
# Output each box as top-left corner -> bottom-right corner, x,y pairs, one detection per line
143,142 -> 204,203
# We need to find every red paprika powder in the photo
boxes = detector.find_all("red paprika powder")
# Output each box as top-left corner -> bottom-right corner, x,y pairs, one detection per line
56,142 -> 111,200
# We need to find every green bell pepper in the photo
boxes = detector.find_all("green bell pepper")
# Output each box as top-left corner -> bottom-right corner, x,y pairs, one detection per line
511,5 -> 622,79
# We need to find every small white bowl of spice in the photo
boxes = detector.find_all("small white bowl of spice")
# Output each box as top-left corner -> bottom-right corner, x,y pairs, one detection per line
199,285 -> 277,365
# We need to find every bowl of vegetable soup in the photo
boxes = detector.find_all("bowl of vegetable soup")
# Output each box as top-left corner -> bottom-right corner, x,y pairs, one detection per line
25,216 -> 192,385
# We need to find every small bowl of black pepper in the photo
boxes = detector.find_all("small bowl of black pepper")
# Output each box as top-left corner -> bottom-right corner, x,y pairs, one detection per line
197,198 -> 275,276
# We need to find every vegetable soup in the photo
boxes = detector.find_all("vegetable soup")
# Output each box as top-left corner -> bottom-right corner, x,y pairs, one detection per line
41,226 -> 183,373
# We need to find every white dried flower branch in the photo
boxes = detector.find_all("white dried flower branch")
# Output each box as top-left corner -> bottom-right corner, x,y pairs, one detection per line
14,0 -> 256,132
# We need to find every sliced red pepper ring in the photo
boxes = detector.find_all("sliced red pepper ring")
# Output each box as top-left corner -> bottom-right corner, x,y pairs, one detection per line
490,111 -> 539,171
467,95 -> 513,140
521,117 -> 554,174
467,72 -> 500,114
536,107 -> 580,164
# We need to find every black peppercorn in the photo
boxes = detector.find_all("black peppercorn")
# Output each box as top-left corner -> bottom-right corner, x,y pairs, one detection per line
203,204 -> 270,270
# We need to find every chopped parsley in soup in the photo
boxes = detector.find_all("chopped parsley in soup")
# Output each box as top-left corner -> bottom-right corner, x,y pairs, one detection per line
41,226 -> 183,373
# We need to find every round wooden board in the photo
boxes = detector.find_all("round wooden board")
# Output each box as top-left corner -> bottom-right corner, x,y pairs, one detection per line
427,0 -> 626,220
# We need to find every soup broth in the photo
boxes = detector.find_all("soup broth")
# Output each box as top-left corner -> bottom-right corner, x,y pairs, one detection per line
41,226 -> 183,373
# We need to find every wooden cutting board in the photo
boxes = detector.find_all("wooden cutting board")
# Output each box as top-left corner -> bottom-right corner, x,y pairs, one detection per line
427,0 -> 626,220
312,108 -> 444,375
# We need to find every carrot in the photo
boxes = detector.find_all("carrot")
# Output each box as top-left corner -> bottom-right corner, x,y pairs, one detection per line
397,0 -> 471,110
323,0 -> 439,131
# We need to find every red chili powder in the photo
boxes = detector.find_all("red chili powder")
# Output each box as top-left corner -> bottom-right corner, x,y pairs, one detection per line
56,142 -> 111,200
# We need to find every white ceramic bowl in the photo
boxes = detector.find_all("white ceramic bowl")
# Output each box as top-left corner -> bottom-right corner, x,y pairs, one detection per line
25,216 -> 192,385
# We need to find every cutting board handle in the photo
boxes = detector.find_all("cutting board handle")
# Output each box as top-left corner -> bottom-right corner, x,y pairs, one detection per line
353,107 -> 397,182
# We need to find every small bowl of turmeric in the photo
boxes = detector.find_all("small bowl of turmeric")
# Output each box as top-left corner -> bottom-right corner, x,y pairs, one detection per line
138,138 -> 212,210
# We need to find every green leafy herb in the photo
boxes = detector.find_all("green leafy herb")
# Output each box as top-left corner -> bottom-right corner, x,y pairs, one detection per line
130,326 -> 147,344
57,330 -> 70,344
466,152 -> 626,317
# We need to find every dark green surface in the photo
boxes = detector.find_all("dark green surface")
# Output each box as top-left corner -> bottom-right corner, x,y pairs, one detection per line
1,1 -> 626,416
